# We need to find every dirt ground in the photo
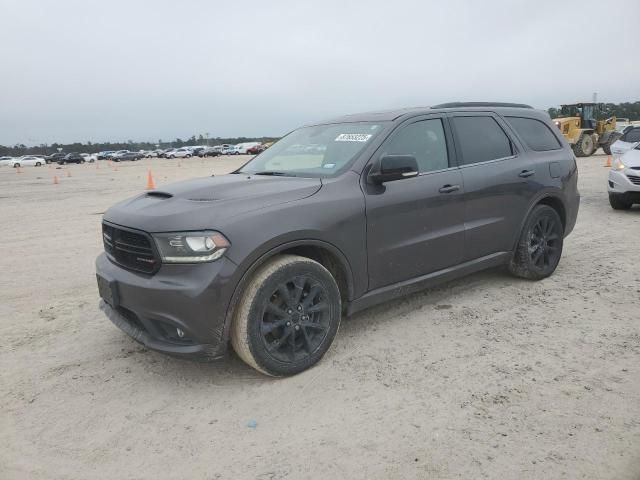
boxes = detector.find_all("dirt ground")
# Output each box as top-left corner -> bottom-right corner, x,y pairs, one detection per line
1,154 -> 638,480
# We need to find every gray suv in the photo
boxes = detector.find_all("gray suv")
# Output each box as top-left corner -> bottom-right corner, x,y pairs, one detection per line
96,102 -> 580,376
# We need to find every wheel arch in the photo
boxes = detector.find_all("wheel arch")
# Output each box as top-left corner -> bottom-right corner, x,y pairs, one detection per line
512,192 -> 567,251
221,239 -> 355,343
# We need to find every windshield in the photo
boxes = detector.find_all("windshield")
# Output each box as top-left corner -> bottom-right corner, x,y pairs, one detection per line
238,122 -> 386,177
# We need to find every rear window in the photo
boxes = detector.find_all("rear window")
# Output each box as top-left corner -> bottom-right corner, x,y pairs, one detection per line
622,127 -> 640,143
451,116 -> 513,165
505,116 -> 562,151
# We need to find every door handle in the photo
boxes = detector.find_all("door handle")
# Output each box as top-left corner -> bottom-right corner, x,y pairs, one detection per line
518,170 -> 535,178
438,184 -> 460,194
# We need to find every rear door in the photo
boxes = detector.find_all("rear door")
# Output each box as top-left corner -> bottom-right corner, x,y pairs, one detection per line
448,112 -> 536,260
363,115 -> 465,290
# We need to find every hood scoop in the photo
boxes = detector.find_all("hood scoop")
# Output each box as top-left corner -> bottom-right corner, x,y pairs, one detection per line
146,191 -> 173,199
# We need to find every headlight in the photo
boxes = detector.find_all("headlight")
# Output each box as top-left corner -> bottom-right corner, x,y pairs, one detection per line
612,158 -> 625,171
153,231 -> 230,263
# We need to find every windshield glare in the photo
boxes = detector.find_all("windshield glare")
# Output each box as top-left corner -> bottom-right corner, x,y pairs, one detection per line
239,122 -> 386,177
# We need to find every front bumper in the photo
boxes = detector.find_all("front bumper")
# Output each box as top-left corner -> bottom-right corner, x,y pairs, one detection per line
608,169 -> 640,193
95,252 -> 239,359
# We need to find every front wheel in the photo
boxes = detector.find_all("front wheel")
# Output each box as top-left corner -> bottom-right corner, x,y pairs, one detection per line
35,162 -> 42,166
231,255 -> 341,376
508,205 -> 564,280
609,193 -> 633,210
572,133 -> 595,157
13,163 -> 21,168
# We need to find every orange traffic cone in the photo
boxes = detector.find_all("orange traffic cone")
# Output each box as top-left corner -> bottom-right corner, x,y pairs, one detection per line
604,155 -> 612,168
53,175 -> 59,184
146,170 -> 155,190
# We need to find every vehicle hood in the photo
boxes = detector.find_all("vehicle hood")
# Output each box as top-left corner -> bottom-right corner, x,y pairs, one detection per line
620,148 -> 640,167
103,174 -> 322,232
611,139 -> 640,156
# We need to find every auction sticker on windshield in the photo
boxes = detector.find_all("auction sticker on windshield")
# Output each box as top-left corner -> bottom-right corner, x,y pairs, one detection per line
335,133 -> 372,142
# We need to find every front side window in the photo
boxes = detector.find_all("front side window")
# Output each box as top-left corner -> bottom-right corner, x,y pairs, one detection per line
239,122 -> 386,178
452,116 -> 513,165
380,118 -> 449,173
506,116 -> 561,151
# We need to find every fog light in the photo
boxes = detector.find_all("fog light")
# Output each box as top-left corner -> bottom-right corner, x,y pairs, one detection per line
176,328 -> 185,338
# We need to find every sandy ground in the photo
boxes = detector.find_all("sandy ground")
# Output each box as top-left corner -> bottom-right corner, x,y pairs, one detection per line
1,154 -> 639,480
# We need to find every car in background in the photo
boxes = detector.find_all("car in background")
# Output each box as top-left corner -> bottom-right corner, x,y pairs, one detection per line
221,144 -> 235,155
608,143 -> 640,210
144,150 -> 159,158
59,153 -> 86,165
81,153 -> 97,163
46,152 -> 66,164
12,156 -> 45,167
166,147 -> 192,158
190,146 -> 207,157
247,144 -> 266,155
111,150 -> 131,160
197,146 -> 222,158
97,151 -> 116,160
0,156 -> 14,167
113,152 -> 144,162
610,126 -> 640,157
230,142 -> 261,155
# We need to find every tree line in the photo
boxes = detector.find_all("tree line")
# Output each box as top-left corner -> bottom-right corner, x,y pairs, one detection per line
0,135 -> 280,157
547,101 -> 640,120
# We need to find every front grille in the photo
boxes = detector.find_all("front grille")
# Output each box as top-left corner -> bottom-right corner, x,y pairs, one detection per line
631,166 -> 640,171
102,222 -> 159,274
626,174 -> 640,186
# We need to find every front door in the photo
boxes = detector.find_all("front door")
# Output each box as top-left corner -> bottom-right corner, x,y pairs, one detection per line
363,116 -> 465,291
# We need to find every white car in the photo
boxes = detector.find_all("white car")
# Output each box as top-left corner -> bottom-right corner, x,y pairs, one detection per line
0,156 -> 14,167
608,144 -> 640,210
80,153 -> 97,163
11,156 -> 46,167
610,126 -> 640,157
166,147 -> 192,159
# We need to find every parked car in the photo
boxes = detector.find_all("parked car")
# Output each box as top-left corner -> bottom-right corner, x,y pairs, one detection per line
221,144 -> 235,155
608,143 -> 640,209
247,144 -> 266,155
113,152 -> 144,162
111,150 -> 131,160
97,151 -> 116,160
197,147 -> 222,158
610,126 -> 640,157
0,156 -> 15,167
96,102 -> 580,376
46,152 -> 66,164
80,153 -> 97,163
189,146 -> 206,157
12,156 -> 45,167
59,153 -> 86,165
144,150 -> 159,158
166,147 -> 192,158
232,142 -> 262,155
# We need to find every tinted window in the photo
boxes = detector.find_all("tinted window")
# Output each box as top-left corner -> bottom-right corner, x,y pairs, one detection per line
452,116 -> 513,165
506,116 -> 561,151
382,118 -> 449,173
623,127 -> 640,143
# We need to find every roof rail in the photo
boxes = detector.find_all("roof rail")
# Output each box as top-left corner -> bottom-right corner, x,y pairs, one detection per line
432,102 -> 533,109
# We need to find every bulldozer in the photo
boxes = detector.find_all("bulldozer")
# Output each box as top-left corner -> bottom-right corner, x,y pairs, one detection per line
552,103 -> 621,156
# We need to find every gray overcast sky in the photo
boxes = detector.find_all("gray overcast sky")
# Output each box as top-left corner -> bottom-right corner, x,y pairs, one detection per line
1,0 -> 639,146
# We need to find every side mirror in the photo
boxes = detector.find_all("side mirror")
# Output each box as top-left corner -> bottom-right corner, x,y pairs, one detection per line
369,154 -> 419,184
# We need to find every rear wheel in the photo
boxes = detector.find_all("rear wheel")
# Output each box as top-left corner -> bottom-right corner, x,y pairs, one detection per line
35,162 -> 42,166
572,133 -> 595,157
13,163 -> 21,168
608,193 -> 633,210
602,133 -> 622,155
231,255 -> 341,376
509,205 -> 564,280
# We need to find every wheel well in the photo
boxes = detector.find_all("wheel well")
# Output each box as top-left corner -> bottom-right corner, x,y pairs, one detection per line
537,196 -> 566,230
279,245 -> 351,305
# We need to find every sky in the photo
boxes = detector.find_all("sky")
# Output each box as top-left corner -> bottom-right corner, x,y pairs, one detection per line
1,0 -> 639,146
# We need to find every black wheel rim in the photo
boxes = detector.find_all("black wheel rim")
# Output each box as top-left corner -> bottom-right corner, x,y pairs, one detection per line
528,214 -> 561,270
260,275 -> 331,363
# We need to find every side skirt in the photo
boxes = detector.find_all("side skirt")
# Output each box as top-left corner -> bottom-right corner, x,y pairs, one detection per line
345,251 -> 511,316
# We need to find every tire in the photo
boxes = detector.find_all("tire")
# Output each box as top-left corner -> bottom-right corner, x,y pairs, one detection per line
13,163 -> 20,168
231,254 -> 342,376
608,193 -> 633,210
602,133 -> 622,156
186,154 -> 191,158
35,162 -> 41,167
508,204 -> 564,280
572,133 -> 595,157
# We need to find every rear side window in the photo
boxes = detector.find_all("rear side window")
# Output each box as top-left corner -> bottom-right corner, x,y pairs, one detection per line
506,116 -> 561,151
622,127 -> 640,143
451,116 -> 513,165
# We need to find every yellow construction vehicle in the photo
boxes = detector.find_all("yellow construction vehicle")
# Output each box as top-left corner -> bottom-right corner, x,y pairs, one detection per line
552,103 -> 621,156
